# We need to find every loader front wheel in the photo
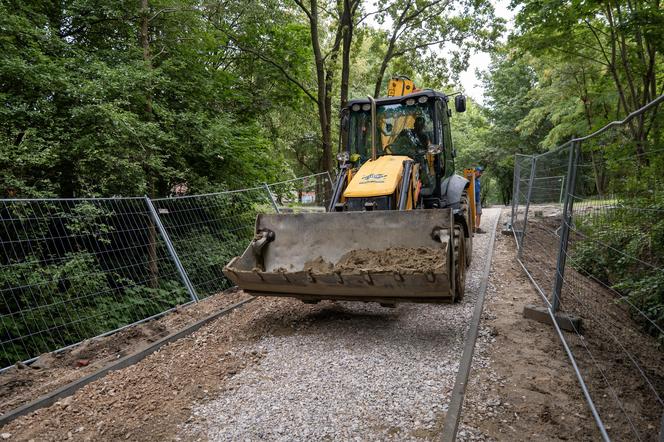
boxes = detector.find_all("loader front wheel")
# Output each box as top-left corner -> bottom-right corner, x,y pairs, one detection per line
453,225 -> 466,302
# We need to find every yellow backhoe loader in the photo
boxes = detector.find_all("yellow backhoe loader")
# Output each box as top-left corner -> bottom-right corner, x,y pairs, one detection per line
224,77 -> 474,305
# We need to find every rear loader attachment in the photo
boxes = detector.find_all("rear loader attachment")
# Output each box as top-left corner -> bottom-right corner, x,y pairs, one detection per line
223,209 -> 457,304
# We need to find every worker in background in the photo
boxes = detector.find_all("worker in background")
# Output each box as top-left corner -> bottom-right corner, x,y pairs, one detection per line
475,166 -> 484,233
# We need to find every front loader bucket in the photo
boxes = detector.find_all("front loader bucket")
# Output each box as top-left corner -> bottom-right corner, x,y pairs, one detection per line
223,209 -> 456,304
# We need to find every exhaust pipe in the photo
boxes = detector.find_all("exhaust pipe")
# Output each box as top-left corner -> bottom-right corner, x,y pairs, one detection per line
367,95 -> 377,160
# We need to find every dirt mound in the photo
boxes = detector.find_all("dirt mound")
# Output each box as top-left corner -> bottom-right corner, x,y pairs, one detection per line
300,247 -> 445,275
0,290 -> 249,416
336,247 -> 445,274
303,256 -> 334,274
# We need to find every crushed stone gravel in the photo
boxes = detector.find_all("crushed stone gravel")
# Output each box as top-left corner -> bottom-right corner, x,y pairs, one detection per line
180,208 -> 500,441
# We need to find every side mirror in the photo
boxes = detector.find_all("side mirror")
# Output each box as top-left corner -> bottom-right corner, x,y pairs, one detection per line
455,95 -> 466,113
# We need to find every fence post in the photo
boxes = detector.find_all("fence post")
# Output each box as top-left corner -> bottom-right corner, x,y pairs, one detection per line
263,183 -> 280,214
144,197 -> 199,302
510,157 -> 521,230
551,141 -> 580,312
518,156 -> 537,258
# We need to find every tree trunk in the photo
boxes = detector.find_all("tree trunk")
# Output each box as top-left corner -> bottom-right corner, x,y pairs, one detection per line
141,0 -> 152,121
306,0 -> 332,176
373,52 -> 392,98
141,0 -> 159,289
580,93 -> 606,197
340,0 -> 353,108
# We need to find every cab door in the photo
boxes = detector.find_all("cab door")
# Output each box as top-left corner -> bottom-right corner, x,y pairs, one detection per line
435,99 -> 455,178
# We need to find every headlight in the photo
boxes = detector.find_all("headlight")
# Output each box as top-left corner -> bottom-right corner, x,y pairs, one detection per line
336,151 -> 350,163
427,144 -> 443,155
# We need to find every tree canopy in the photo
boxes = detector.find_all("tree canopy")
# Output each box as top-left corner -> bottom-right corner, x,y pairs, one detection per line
1,0 -> 502,198
1,0 -> 661,200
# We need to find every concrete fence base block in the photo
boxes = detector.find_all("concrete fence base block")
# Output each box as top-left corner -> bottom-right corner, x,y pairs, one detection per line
523,304 -> 582,333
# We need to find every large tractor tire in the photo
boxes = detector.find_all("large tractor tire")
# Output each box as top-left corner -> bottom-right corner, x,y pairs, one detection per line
452,224 -> 466,302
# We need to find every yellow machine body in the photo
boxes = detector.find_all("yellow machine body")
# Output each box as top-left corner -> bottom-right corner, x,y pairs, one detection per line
343,155 -> 410,198
224,77 -> 471,305
463,168 -> 478,231
387,77 -> 417,97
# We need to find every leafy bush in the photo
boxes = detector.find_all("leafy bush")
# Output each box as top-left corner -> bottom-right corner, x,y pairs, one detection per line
0,200 -> 189,367
572,193 -> 664,343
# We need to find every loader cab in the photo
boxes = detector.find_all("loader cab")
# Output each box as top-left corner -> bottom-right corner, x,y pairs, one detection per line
341,90 -> 457,200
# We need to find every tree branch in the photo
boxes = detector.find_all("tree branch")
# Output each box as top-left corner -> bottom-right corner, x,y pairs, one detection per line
391,38 -> 447,58
355,0 -> 398,25
221,38 -> 318,104
292,0 -> 313,21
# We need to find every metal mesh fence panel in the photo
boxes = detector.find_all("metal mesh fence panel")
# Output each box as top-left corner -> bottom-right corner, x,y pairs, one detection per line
151,173 -> 331,298
0,198 -> 191,369
151,186 -> 275,299
511,95 -> 664,440
558,118 -> 664,440
266,172 -> 333,213
511,154 -> 534,245
0,173 -> 333,368
516,146 -> 571,292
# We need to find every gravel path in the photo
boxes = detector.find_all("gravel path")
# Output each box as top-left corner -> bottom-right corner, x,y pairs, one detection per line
181,208 -> 500,441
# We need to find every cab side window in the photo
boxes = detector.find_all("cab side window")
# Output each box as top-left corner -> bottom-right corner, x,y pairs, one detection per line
439,101 -> 452,149
435,100 -> 444,144
437,99 -> 455,175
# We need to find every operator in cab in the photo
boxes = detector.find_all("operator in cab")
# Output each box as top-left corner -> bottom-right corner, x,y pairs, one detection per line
413,116 -> 430,148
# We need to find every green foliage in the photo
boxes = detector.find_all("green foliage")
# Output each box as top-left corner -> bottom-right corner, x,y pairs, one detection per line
572,194 -> 664,342
455,52 -> 552,205
0,249 -> 188,366
0,0 -> 293,198
0,199 -> 190,367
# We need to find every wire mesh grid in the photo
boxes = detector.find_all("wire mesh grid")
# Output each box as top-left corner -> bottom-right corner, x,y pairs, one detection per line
515,146 -> 571,290
560,125 -> 664,440
151,173 -> 331,298
266,172 -> 333,213
512,96 -> 664,440
0,198 -> 191,369
510,154 -> 533,240
0,173 -> 333,369
151,186 -> 276,298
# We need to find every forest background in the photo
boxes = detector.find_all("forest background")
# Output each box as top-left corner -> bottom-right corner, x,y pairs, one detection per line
2,0 -> 661,203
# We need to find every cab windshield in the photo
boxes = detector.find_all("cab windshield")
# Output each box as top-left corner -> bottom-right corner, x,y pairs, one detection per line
348,101 -> 435,163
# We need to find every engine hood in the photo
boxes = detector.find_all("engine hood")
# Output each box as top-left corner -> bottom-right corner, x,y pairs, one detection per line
343,155 -> 410,198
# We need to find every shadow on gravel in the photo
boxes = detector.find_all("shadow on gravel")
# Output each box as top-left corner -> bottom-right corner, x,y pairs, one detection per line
303,304 -> 401,323
246,302 -> 401,337
254,302 -> 463,347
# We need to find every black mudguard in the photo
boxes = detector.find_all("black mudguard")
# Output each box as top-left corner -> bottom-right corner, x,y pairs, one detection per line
440,174 -> 469,209
441,174 -> 471,239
